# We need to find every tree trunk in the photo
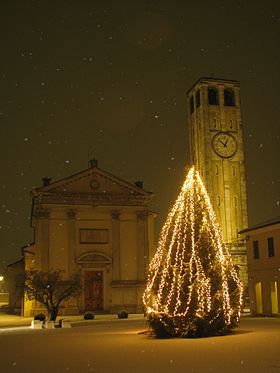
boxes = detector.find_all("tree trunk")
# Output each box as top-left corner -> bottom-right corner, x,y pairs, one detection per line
49,305 -> 59,321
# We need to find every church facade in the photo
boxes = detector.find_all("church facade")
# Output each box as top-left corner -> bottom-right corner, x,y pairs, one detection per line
23,160 -> 156,316
187,78 -> 248,286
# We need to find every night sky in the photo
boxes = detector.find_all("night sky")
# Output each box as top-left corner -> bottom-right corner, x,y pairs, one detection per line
1,1 -> 279,272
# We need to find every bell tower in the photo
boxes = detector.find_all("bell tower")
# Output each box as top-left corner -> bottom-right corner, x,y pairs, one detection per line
187,77 -> 248,285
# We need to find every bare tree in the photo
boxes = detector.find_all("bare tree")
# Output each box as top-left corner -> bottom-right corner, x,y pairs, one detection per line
25,269 -> 82,321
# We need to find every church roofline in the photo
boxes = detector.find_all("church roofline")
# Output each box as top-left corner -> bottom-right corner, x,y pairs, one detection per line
6,257 -> 24,268
186,77 -> 240,95
32,163 -> 153,197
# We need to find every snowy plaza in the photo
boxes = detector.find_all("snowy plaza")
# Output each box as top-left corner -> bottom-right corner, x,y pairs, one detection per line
0,315 -> 279,373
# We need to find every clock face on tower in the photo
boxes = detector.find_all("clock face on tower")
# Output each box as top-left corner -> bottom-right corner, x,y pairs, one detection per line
212,132 -> 237,158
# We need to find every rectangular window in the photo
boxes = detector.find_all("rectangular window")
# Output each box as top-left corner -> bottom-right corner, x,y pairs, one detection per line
268,237 -> 275,257
80,229 -> 109,244
253,240 -> 259,259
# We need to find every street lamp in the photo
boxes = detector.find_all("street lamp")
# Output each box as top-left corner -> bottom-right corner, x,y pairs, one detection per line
0,275 -> 4,293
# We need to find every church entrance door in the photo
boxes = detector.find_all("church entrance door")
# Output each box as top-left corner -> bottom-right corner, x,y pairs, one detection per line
84,270 -> 103,311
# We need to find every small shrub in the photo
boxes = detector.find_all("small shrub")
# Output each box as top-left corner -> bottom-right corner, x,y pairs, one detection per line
34,313 -> 46,322
84,311 -> 95,320
117,310 -> 128,319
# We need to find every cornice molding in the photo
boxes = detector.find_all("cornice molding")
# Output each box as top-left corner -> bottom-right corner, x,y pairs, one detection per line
33,191 -> 151,206
33,207 -> 50,219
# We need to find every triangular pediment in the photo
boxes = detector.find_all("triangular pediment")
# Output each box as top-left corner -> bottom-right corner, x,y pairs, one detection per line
32,165 -> 152,206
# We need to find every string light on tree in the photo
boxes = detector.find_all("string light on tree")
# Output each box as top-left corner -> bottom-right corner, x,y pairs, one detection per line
143,166 -> 243,338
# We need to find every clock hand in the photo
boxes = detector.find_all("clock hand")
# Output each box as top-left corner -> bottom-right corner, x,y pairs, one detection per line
218,139 -> 225,146
224,138 -> 229,147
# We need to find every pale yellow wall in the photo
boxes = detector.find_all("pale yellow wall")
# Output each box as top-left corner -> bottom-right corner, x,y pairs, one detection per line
75,214 -> 112,259
120,219 -> 138,280
48,218 -> 68,272
247,224 -> 280,270
247,223 -> 280,315
29,201 -> 153,314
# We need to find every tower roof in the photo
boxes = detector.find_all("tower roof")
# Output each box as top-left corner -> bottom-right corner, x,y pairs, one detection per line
187,77 -> 240,95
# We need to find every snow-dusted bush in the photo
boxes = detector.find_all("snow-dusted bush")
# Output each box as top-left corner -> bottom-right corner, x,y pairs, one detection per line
117,310 -> 128,319
34,313 -> 46,322
84,311 -> 95,320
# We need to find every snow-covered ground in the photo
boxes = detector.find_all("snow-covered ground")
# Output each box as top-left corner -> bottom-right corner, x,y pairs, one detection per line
0,316 -> 279,373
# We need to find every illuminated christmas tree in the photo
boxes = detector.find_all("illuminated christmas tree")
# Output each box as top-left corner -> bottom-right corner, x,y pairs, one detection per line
143,166 -> 243,338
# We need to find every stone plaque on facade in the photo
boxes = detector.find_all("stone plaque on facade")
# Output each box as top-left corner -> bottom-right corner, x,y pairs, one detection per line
79,229 -> 109,244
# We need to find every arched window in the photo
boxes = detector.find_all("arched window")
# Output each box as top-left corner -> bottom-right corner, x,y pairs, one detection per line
208,87 -> 219,105
224,88 -> 235,106
195,89 -> 201,108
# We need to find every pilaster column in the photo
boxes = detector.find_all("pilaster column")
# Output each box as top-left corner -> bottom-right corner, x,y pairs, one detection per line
111,210 -> 121,281
67,209 -> 77,275
34,208 -> 50,271
136,211 -> 148,281
223,161 -> 231,243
